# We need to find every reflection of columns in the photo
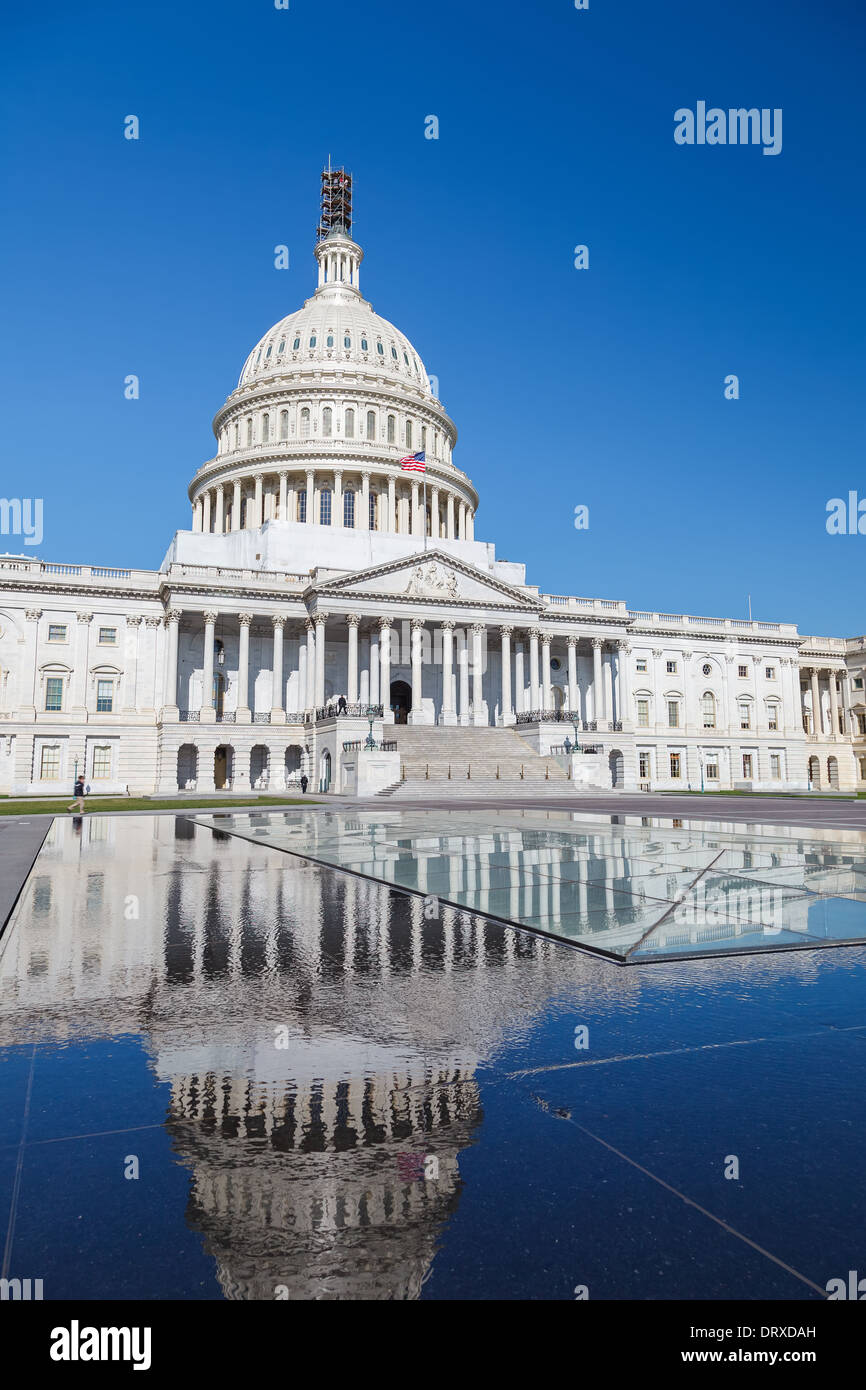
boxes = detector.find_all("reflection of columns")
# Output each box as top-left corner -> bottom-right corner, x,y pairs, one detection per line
305,620 -> 315,709
528,629 -> 540,713
163,609 -> 181,716
236,613 -> 252,721
499,625 -> 513,725
409,618 -> 424,722
458,628 -> 470,725
514,639 -> 525,715
440,620 -> 456,725
592,637 -> 604,726
232,479 -> 241,531
828,668 -> 840,739
566,636 -> 578,718
471,623 -> 484,724
346,614 -> 359,705
379,619 -> 392,720
200,611 -> 217,721
271,615 -> 286,723
541,633 -> 552,711
810,667 -> 822,735
314,613 -> 327,707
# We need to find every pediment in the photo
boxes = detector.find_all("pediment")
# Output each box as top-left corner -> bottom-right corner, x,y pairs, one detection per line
313,550 -> 534,610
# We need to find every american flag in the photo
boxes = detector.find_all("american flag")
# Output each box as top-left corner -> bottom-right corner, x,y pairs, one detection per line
400,451 -> 426,472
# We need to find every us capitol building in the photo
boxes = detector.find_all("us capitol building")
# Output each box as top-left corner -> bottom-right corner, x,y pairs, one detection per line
0,170 -> 864,798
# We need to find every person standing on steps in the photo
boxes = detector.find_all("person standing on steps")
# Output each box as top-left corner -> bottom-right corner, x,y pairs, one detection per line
300,774 -> 308,795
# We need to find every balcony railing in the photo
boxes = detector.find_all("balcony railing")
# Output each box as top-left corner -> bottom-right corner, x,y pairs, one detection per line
310,703 -> 384,722
342,738 -> 397,752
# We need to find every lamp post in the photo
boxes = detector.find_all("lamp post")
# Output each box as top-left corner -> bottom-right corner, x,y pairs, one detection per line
571,714 -> 581,753
364,704 -> 377,750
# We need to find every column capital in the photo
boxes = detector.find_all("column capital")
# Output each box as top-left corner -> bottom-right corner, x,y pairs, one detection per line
315,610 -> 329,626
345,612 -> 361,627
278,469 -> 288,480
25,608 -> 42,622
411,616 -> 426,632
305,618 -> 315,635
617,639 -> 631,652
238,612 -> 254,627
499,624 -> 513,638
202,610 -> 218,624
441,619 -> 456,631
470,622 -> 485,635
652,648 -> 663,658
215,481 -> 224,495
591,636 -> 604,650
378,616 -> 393,632
272,613 -> 287,630
127,615 -> 143,627
254,472 -> 264,483
145,615 -> 163,628
540,631 -> 552,648
76,611 -> 93,624
566,633 -> 578,648
527,626 -> 541,641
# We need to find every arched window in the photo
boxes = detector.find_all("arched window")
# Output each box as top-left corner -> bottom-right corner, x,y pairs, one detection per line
309,333 -> 317,348
406,420 -> 413,450
387,414 -> 396,444
403,351 -> 410,366
701,693 -> 716,729
344,408 -> 355,439
343,491 -> 355,528
262,413 -> 270,443
293,336 -> 300,350
300,408 -> 310,437
233,422 -> 239,447
246,417 -> 253,445
421,425 -> 427,449
255,349 -> 262,364
361,337 -> 368,352
326,332 -> 334,348
322,407 -> 333,437
369,491 -> 377,530
279,410 -> 288,440
377,340 -> 384,356
278,340 -> 286,354
320,488 -> 332,525
391,345 -> 398,360
366,410 -> 376,441
344,335 -> 351,349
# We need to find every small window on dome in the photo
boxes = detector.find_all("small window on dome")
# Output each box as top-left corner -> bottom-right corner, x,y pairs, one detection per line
309,334 -> 317,348
391,345 -> 398,360
344,335 -> 351,349
300,408 -> 310,438
326,333 -> 334,347
366,410 -> 375,441
344,408 -> 355,439
262,412 -> 270,442
387,414 -> 396,444
361,337 -> 368,351
278,340 -> 286,354
279,410 -> 288,440
403,351 -> 409,366
255,349 -> 262,364
406,421 -> 413,449
421,426 -> 427,448
322,407 -> 333,437
265,345 -> 272,359
293,337 -> 300,350
377,341 -> 384,355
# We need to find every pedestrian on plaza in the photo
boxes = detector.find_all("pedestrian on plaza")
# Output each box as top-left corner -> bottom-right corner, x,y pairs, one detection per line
300,774 -> 308,794
67,774 -> 86,814
337,694 -> 347,714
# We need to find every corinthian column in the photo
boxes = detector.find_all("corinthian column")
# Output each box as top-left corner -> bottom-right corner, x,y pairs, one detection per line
162,609 -> 181,718
810,667 -> 822,736
828,668 -> 840,739
346,614 -> 360,705
236,613 -> 252,722
408,619 -> 425,724
200,611 -> 217,723
305,620 -> 315,710
440,620 -> 456,725
592,637 -> 604,727
541,633 -> 552,712
379,618 -> 393,720
499,625 -> 514,725
471,623 -> 485,725
566,636 -> 578,718
314,613 -> 328,707
271,615 -> 286,723
528,629 -> 540,714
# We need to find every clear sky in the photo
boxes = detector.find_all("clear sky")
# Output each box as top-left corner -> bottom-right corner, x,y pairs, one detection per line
1,0 -> 864,635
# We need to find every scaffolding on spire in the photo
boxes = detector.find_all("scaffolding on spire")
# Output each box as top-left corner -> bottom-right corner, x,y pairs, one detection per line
317,165 -> 353,242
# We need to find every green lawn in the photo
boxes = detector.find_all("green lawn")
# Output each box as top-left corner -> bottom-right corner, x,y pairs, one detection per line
0,795 -> 315,816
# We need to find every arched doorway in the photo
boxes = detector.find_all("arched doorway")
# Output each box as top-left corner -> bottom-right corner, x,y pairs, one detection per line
250,745 -> 269,788
390,679 -> 412,725
808,755 -> 821,787
214,745 -> 233,790
608,748 -> 624,788
177,744 -> 198,790
320,748 -> 332,792
828,756 -> 839,788
285,745 -> 303,786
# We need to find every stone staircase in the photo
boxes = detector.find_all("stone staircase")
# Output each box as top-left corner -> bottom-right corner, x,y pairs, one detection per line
375,725 -> 578,799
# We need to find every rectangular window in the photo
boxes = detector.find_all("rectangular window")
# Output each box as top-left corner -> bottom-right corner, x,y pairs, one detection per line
770,753 -> 782,780
92,745 -> 112,779
639,752 -> 650,779
45,677 -> 63,711
667,700 -> 679,728
670,753 -> 681,779
858,714 -> 866,736
768,707 -> 778,731
666,660 -> 677,674
369,492 -> 377,530
635,659 -> 647,673
738,664 -> 748,678
740,705 -> 751,729
853,677 -> 864,690
297,491 -> 307,523
96,680 -> 113,713
98,627 -> 117,645
320,490 -> 331,526
636,699 -> 649,727
765,666 -> 776,680
39,745 -> 61,780
48,624 -> 67,642
742,754 -> 753,779
705,761 -> 719,780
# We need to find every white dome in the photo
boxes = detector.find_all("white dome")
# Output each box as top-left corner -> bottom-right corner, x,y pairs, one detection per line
238,298 -> 434,397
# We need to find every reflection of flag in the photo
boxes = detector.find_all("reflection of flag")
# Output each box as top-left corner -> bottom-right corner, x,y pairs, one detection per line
396,1152 -> 426,1182
400,451 -> 426,472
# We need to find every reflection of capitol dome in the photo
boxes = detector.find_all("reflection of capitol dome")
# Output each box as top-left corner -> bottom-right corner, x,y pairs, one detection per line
188,171 -> 478,539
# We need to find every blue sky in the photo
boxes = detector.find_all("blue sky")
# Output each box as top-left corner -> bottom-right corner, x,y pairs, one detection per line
1,0 -> 864,634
